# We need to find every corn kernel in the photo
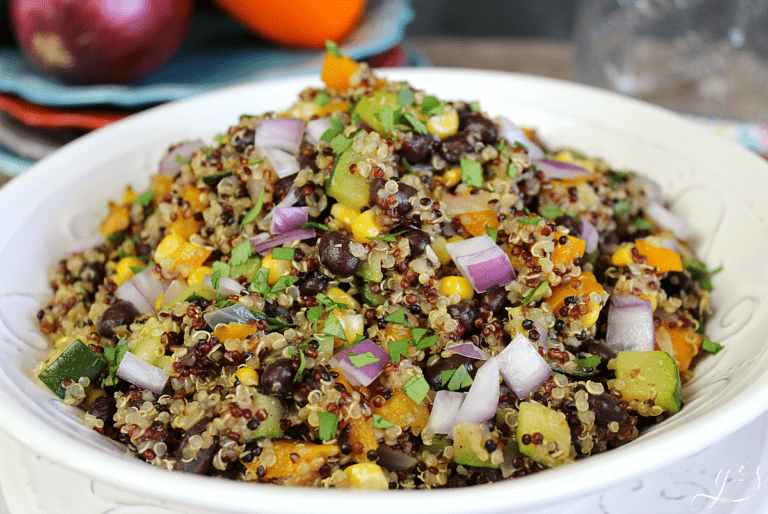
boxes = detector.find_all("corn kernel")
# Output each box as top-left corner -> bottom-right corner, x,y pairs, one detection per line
639,293 -> 658,311
122,186 -> 138,205
326,287 -> 362,312
343,462 -> 389,490
154,295 -> 164,312
447,235 -> 465,243
115,257 -> 145,286
282,101 -> 323,121
427,109 -> 459,138
188,266 -> 212,285
330,203 -> 360,230
439,276 -> 474,300
611,244 -> 634,267
235,367 -> 259,386
351,209 -> 382,243
261,254 -> 292,285
581,301 -> 603,328
432,236 -> 452,266
339,309 -> 365,344
440,168 -> 462,188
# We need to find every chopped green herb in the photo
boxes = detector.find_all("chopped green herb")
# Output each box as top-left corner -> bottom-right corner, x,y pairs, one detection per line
613,200 -> 631,216
402,375 -> 430,405
420,96 -> 445,116
415,334 -> 438,350
507,162 -> 518,179
486,227 -> 498,243
266,316 -> 293,331
248,158 -> 263,165
287,347 -> 306,381
318,411 -> 339,441
513,141 -> 529,152
214,134 -> 225,144
202,170 -> 233,188
402,112 -> 428,134
321,312 -> 346,340
397,87 -> 415,107
633,217 -> 656,231
325,40 -> 342,58
129,264 -> 150,274
520,280 -> 550,306
702,339 -> 724,355
321,116 -> 345,142
460,158 -> 483,188
174,154 -> 190,165
210,260 -> 229,290
270,274 -> 299,293
610,170 -> 630,189
134,190 -> 153,207
573,355 -> 601,368
372,414 -> 394,429
541,204 -> 565,220
401,157 -> 415,174
272,247 -> 295,261
106,232 -> 125,245
376,106 -> 397,135
307,305 -> 324,331
230,240 -> 252,267
313,91 -> 331,106
102,339 -> 129,387
685,257 -> 722,292
249,268 -> 271,296
240,187 -> 265,230
302,221 -> 331,231
329,133 -> 353,154
446,365 -> 473,391
410,327 -> 427,343
348,351 -> 380,368
469,101 -> 480,112
351,112 -> 360,126
367,230 -> 406,243
315,293 -> 348,312
518,217 -> 544,225
388,338 -> 409,363
384,307 -> 411,327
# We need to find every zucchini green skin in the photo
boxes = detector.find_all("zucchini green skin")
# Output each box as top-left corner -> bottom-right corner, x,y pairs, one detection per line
516,401 -> 572,468
250,392 -> 284,440
38,339 -> 106,398
614,351 -> 682,414
351,91 -> 399,134
325,148 -> 370,211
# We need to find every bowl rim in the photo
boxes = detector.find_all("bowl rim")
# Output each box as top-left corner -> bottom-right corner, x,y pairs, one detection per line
1,67 -> 768,513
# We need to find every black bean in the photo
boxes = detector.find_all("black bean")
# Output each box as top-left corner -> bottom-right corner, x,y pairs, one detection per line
479,286 -> 508,315
588,392 -> 630,428
554,215 -> 582,238
403,228 -> 430,257
298,150 -> 320,174
440,132 -> 473,163
368,178 -> 387,208
459,114 -> 498,144
369,178 -> 417,216
660,271 -> 694,297
298,273 -> 329,297
87,396 -> 117,428
446,303 -> 478,334
233,128 -> 255,153
260,358 -> 295,397
424,354 -> 475,390
399,132 -> 435,163
318,231 -> 360,277
80,261 -> 106,297
580,340 -> 616,369
175,417 -> 219,474
97,300 -> 139,338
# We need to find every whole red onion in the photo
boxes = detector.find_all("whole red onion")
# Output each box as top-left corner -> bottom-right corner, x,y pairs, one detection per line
10,0 -> 193,84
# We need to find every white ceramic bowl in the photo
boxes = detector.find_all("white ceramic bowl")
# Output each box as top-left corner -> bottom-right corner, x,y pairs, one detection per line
1,69 -> 767,514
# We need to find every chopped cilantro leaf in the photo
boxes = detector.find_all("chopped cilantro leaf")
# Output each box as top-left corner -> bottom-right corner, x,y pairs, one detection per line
325,40 -> 342,58
376,106 -> 397,135
573,355 -> 601,368
415,334 -> 438,350
129,264 -> 150,274
513,141 -> 529,152
287,347 -> 306,381
610,170 -> 630,189
420,96 -> 445,116
446,365 -> 473,391
410,327 -> 428,343
402,112 -> 428,134
507,162 -> 518,179
633,217 -> 656,231
272,247 -> 295,261
302,221 -> 331,231
134,190 -> 153,207
321,115 -> 345,142
329,133 -> 353,154
214,134 -> 225,144
518,216 -> 544,225
271,274 -> 299,293
249,268 -> 271,296
174,154 -> 190,165
307,305 -> 324,331
318,411 -> 338,441
541,204 -> 565,220
240,187 -> 265,230
401,157 -> 415,174
402,375 -> 430,405
702,339 -> 724,355
614,200 -> 631,216
247,158 -> 263,165
351,112 -> 361,126
384,307 -> 411,327
321,312 -> 346,340
388,338 -> 409,363
469,101 -> 480,112
230,240 -> 252,267
460,157 -> 483,188
348,351 -> 380,368
102,339 -> 129,387
486,226 -> 498,243
313,91 -> 331,106
372,414 -> 394,429
210,260 -> 230,290
397,87 -> 415,107
367,230 -> 406,243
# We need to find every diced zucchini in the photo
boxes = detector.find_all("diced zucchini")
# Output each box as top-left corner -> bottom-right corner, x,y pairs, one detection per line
613,350 -> 682,414
326,147 -> 370,211
250,392 -> 284,440
201,170 -> 233,187
516,402 -> 572,467
229,256 -> 262,282
129,333 -> 163,366
360,282 -> 387,306
452,421 -> 498,468
38,339 -> 106,398
355,254 -> 383,283
352,91 -> 399,134
160,283 -> 216,310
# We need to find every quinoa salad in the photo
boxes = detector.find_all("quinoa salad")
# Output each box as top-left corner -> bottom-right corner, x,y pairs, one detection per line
34,45 -> 721,489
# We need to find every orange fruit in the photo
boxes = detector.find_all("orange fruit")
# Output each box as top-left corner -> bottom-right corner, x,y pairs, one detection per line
211,0 -> 367,49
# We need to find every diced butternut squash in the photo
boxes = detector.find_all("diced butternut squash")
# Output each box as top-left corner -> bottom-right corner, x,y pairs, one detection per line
321,52 -> 360,91
167,215 -> 202,241
371,389 -> 430,433
635,239 -> 683,273
155,233 -> 212,278
243,440 -> 339,483
551,232 -> 586,265
339,416 -> 378,463
458,210 -> 499,237
150,175 -> 173,203
100,205 -> 130,236
212,323 -> 258,342
655,324 -> 701,372
323,100 -> 349,115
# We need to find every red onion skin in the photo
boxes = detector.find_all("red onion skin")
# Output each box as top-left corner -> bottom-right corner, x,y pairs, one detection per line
10,0 -> 193,84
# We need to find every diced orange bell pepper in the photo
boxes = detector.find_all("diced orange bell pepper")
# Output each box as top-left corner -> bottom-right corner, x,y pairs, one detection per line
370,389 -> 430,433
212,323 -> 258,342
635,239 -> 683,273
242,440 -> 339,483
181,184 -> 208,212
321,52 -> 360,91
655,324 -> 701,372
339,416 -> 378,462
458,210 -> 500,237
150,175 -> 173,204
547,271 -> 606,328
155,233 -> 212,278
167,214 -> 202,241
100,205 -> 131,236
323,100 -> 349,115
551,232 -> 586,265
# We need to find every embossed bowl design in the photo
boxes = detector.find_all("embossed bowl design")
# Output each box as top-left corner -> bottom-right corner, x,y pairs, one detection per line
0,70 -> 767,514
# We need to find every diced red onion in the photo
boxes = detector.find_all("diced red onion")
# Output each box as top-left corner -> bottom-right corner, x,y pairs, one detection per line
116,351 -> 169,394
497,333 -> 552,399
425,390 -> 466,435
160,279 -> 186,307
263,148 -> 301,179
446,234 -> 515,293
498,116 -> 545,161
115,267 -> 167,315
580,218 -> 599,254
375,445 -> 419,471
255,118 -> 305,155
264,186 -> 301,225
202,275 -> 244,297
450,357 -> 500,435
445,342 -> 489,361
536,159 -> 590,180
270,207 -> 309,235
251,228 -> 316,255
330,338 -> 389,387
605,294 -> 655,352
158,140 -> 205,177
646,202 -> 692,240
204,303 -> 257,329
305,118 -> 333,146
